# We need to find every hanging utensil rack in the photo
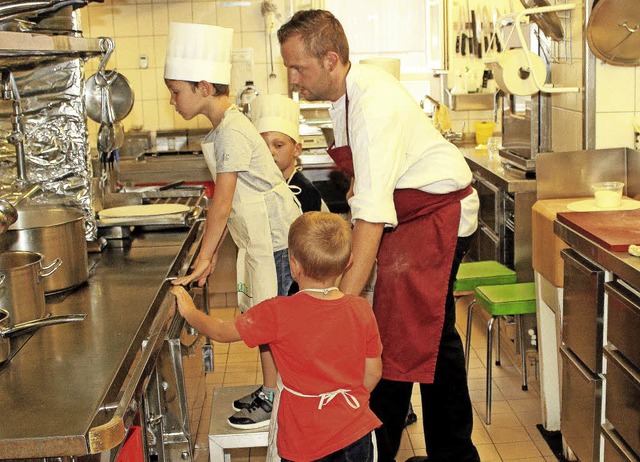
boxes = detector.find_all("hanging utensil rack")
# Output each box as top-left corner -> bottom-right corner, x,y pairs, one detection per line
509,2 -> 580,93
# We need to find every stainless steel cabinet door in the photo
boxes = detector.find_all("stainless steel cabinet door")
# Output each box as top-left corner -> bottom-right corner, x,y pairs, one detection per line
561,248 -> 605,373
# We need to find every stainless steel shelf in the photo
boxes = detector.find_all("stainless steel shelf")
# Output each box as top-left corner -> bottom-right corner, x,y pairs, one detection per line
0,30 -> 101,67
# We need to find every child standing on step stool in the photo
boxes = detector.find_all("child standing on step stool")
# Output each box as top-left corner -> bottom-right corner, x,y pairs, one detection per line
165,22 -> 302,430
172,212 -> 383,461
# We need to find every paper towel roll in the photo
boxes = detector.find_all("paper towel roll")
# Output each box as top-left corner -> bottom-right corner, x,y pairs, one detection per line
489,49 -> 547,96
360,58 -> 401,80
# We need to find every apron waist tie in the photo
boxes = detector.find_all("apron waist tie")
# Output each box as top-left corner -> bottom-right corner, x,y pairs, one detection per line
282,385 -> 361,410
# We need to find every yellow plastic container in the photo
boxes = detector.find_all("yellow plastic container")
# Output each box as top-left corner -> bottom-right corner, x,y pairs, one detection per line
474,121 -> 495,145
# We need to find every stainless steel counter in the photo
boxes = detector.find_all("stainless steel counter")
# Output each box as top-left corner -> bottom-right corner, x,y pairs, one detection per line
461,147 -> 537,194
554,219 -> 640,290
119,155 -> 213,185
0,226 -> 202,459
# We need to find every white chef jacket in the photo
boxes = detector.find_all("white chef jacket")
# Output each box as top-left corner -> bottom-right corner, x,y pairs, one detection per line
329,64 -> 479,237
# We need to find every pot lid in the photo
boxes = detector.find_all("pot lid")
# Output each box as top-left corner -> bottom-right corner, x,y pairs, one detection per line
586,0 -> 640,66
520,0 -> 564,41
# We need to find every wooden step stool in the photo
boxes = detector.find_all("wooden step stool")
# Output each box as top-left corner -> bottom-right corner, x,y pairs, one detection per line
208,385 -> 269,462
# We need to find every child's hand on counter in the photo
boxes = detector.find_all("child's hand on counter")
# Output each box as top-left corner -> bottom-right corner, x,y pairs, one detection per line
171,285 -> 197,317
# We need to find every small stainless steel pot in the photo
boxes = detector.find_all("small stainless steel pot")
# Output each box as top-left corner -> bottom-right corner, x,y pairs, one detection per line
0,206 -> 88,293
0,308 -> 86,364
0,251 -> 61,324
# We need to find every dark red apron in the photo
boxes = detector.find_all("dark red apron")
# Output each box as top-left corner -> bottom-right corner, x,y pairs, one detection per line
327,95 -> 355,177
374,186 -> 471,383
326,93 -> 473,383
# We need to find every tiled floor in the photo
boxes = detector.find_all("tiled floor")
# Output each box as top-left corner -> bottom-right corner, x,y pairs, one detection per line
185,293 -> 558,462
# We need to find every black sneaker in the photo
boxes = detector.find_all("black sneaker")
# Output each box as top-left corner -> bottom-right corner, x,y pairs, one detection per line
232,386 -> 263,412
227,391 -> 273,430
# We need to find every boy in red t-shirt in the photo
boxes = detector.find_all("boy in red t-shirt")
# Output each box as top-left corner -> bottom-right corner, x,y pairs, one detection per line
172,212 -> 383,461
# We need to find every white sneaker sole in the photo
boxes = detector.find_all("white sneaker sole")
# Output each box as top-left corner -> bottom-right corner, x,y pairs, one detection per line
226,418 -> 271,430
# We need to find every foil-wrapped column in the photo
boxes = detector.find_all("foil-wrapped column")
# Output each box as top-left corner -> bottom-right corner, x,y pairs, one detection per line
0,59 -> 96,240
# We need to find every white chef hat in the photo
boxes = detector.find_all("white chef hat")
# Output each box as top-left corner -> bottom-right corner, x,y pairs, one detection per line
252,94 -> 300,143
164,22 -> 233,85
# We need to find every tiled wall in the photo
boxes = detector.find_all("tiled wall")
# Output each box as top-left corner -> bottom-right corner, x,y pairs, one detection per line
594,64 -> 640,149
80,0 -> 290,141
549,0 -> 585,153
548,0 -> 640,152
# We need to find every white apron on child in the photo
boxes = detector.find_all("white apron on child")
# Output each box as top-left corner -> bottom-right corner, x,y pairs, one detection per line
202,141 -> 278,311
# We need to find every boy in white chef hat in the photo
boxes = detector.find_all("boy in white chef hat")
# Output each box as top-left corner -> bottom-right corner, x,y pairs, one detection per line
166,22 -> 302,430
252,94 -> 324,213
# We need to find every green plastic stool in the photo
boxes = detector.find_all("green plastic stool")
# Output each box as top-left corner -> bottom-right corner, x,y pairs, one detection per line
473,282 -> 537,424
454,261 -> 517,373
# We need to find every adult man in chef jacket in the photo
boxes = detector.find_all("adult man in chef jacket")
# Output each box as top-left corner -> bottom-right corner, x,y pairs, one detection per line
278,10 -> 480,462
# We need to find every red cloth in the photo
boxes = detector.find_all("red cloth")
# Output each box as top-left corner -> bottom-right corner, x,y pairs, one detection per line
327,141 -> 355,177
235,293 -> 382,461
374,187 -> 472,383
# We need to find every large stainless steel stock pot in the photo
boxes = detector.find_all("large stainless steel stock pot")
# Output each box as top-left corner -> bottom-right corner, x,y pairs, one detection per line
0,206 -> 88,293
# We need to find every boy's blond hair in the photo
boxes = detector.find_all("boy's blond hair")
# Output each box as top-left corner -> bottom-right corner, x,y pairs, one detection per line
288,212 -> 351,280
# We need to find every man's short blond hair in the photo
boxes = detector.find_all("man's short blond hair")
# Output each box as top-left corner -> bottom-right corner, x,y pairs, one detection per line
288,212 -> 351,280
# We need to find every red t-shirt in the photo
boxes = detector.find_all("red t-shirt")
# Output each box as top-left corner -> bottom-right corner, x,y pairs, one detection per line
235,293 -> 383,461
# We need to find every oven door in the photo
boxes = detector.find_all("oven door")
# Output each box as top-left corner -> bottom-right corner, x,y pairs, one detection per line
474,174 -> 500,236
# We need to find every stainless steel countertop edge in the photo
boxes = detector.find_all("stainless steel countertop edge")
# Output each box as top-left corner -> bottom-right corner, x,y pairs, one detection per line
554,220 -> 640,289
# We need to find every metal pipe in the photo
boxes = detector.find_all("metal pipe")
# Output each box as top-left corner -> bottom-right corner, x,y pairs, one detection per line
1,70 -> 27,182
583,0 -> 597,149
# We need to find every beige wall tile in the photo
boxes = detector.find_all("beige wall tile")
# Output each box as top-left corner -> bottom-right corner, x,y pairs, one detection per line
240,2 -> 264,33
137,36 -> 156,69
152,2 -> 169,35
139,69 -> 159,101
142,100 -> 160,131
136,4 -> 154,36
216,4 -> 242,30
88,4 -> 115,38
123,103 -> 144,131
155,68 -> 168,100
113,4 -> 139,37
124,69 -> 142,98
596,63 -> 635,113
114,37 -> 141,70
551,107 -> 582,152
266,63 -> 289,95
192,2 -> 217,25
167,2 -> 194,23
595,112 -> 636,149
242,31 -> 267,64
153,36 -> 168,71
158,98 -> 175,129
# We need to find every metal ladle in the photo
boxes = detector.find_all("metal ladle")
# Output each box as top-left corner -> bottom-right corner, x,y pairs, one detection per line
0,199 -> 17,235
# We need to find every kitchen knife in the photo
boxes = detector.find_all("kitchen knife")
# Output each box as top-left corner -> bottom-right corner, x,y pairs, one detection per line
456,5 -> 464,55
482,5 -> 492,53
464,0 -> 474,56
492,6 -> 503,52
460,5 -> 468,56
471,9 -> 481,58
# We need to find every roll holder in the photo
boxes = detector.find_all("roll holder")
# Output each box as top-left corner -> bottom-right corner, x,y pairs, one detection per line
511,4 -> 580,94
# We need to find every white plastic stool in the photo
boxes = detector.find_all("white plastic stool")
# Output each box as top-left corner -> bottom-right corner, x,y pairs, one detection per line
208,385 -> 269,462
